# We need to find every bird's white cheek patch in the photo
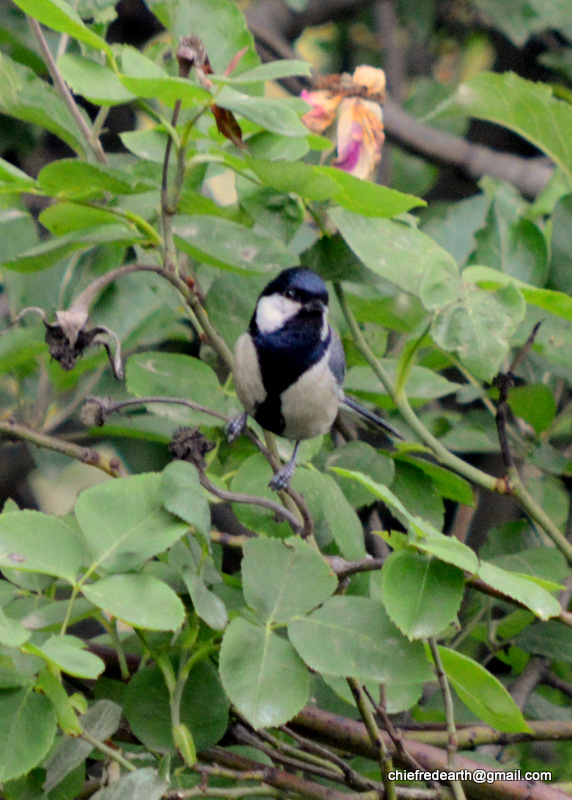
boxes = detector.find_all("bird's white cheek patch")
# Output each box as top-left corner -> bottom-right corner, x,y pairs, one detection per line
256,294 -> 300,333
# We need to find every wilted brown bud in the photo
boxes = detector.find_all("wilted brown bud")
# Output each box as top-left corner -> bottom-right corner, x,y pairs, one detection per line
169,427 -> 215,470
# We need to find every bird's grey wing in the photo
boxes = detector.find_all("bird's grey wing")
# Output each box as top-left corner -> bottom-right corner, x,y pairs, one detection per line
328,326 -> 346,387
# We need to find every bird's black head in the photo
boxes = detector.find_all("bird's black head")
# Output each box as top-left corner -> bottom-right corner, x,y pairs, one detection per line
260,267 -> 329,307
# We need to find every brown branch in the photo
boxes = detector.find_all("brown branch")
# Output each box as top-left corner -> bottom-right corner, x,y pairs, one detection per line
292,706 -> 569,800
0,419 -> 124,478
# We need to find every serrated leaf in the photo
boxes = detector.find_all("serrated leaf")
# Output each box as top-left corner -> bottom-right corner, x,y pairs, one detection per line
330,208 -> 458,295
394,455 -> 475,506
160,461 -> 210,536
453,72 -> 572,182
0,511 -> 85,584
174,215 -> 298,272
477,560 -> 560,620
382,550 -> 465,639
220,618 -> 309,728
465,264 -> 572,322
0,687 -> 57,782
288,596 -> 432,684
82,573 -> 185,630
429,645 -> 532,733
242,537 -> 337,624
75,472 -> 189,574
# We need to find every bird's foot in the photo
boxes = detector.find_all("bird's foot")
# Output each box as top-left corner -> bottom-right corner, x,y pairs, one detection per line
268,459 -> 297,492
226,411 -> 247,443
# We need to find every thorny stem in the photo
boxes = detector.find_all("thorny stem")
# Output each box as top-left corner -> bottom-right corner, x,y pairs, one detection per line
427,638 -> 466,800
347,677 -> 397,800
27,17 -> 108,165
0,419 -> 124,478
335,282 -> 572,565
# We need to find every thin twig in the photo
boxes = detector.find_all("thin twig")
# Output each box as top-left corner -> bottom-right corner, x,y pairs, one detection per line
27,16 -> 108,164
80,729 -> 136,772
347,677 -> 397,800
0,419 -> 124,477
427,639 -> 466,800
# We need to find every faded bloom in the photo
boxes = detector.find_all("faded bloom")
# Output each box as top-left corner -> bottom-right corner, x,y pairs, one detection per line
301,65 -> 386,181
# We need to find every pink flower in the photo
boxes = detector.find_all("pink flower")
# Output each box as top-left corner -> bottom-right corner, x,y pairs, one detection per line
300,66 -> 386,181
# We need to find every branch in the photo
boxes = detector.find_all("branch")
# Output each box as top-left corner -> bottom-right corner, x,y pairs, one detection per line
292,707 -> 569,800
27,16 -> 108,165
0,419 -> 124,478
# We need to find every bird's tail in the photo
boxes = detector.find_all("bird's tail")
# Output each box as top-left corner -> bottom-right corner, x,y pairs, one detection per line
340,394 -> 403,440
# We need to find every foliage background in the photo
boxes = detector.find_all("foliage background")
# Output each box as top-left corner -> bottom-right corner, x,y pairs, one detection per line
2,0 -> 572,798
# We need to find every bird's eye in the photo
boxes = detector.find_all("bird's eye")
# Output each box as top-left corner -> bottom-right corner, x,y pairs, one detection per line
284,288 -> 296,300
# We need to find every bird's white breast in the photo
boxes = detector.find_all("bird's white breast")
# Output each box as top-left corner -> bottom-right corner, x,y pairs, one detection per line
280,343 -> 342,441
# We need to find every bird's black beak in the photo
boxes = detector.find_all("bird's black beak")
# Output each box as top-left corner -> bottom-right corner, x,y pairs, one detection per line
303,298 -> 326,314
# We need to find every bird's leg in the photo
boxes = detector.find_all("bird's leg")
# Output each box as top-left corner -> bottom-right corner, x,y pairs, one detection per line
226,411 -> 247,443
269,441 -> 300,491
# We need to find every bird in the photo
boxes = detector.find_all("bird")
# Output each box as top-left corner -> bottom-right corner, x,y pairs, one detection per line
227,266 -> 402,490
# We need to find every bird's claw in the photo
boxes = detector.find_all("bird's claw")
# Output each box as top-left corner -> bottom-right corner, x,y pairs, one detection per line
268,460 -> 296,492
226,412 -> 247,443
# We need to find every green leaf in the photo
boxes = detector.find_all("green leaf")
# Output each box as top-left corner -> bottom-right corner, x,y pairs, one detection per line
38,158 -> 152,198
0,207 -> 39,264
508,384 -> 556,434
36,668 -> 81,736
29,635 -> 105,679
242,537 -> 337,624
89,768 -> 168,800
394,455 -> 475,506
548,194 -> 572,294
82,573 -> 185,631
477,560 -> 561,620
216,88 -> 308,137
58,53 -> 135,105
465,264 -> 572,322
0,605 -> 30,647
213,59 -> 311,84
39,202 -> 122,236
183,571 -> 228,631
160,461 -> 211,537
382,550 -> 465,639
119,66 -> 212,109
452,72 -> 572,182
0,225 -> 143,273
0,511 -> 84,583
126,351 -> 228,425
327,441 -> 395,508
220,618 -> 309,728
0,53 -> 88,156
43,700 -> 123,792
430,278 -> 526,382
345,363 -> 460,406
332,468 -> 479,574
470,0 -> 572,46
0,158 -> 36,186
288,596 -> 432,684
516,619 -> 572,661
330,208 -> 459,295
0,687 -> 57,782
429,645 -> 532,733
174,215 -> 298,272
291,470 -> 367,560
75,472 -> 189,574
391,461 -> 444,530
247,160 -> 422,216
11,0 -> 112,57
124,661 -> 229,752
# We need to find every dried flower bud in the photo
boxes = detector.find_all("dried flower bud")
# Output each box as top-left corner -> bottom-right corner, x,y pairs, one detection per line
81,397 -> 113,428
169,427 -> 215,470
176,35 -> 208,79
